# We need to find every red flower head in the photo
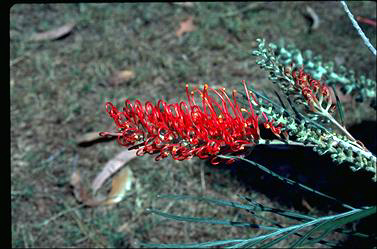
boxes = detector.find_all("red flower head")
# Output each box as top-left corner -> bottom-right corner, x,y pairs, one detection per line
290,66 -> 333,112
100,81 -> 283,164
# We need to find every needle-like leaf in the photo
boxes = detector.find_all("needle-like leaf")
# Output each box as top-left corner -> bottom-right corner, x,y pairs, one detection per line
330,85 -> 345,127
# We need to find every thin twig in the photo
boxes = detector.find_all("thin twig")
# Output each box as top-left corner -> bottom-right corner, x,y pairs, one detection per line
340,1 -> 376,56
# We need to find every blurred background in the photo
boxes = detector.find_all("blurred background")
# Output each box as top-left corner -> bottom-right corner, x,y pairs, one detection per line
11,2 -> 376,248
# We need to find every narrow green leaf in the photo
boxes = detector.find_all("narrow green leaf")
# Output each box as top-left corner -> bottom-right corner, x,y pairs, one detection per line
236,195 -> 337,247
337,230 -> 372,238
219,155 -> 355,210
140,239 -> 247,248
227,234 -> 274,248
157,194 -> 253,211
230,208 -> 366,248
317,206 -> 376,232
300,227 -> 338,247
236,195 -> 335,247
295,207 -> 376,247
161,193 -> 314,225
237,195 -> 315,221
274,90 -> 290,112
259,229 -> 302,248
287,97 -> 304,121
290,219 -> 333,248
157,194 -> 337,247
148,208 -> 278,230
330,85 -> 345,126
227,224 -> 306,248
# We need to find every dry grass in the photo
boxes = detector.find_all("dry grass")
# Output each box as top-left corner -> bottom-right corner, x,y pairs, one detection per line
11,2 -> 376,248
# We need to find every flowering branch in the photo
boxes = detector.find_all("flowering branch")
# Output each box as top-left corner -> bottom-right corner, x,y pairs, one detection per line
101,37 -> 376,183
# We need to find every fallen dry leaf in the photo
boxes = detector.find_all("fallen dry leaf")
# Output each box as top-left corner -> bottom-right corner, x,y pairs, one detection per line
101,166 -> 133,206
91,150 -> 137,194
70,165 -> 134,207
70,170 -> 104,207
29,22 -> 75,42
77,131 -> 102,144
176,16 -> 196,37
109,69 -> 135,86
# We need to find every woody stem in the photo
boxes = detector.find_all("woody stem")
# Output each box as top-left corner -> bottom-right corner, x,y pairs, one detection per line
312,97 -> 366,151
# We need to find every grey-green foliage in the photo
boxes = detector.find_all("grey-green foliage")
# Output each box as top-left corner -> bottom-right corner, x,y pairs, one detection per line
256,38 -> 376,107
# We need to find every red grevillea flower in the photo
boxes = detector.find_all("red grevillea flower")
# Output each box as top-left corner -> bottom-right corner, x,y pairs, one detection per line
100,81 -> 283,164
285,65 -> 334,113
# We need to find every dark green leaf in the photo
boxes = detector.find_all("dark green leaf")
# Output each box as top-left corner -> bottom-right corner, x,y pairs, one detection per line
318,206 -> 376,232
218,155 -> 355,210
273,90 -> 289,113
292,207 -> 376,247
140,239 -> 246,248
237,195 -> 315,221
287,97 -> 304,121
157,194 -> 253,211
330,85 -> 345,126
290,219 -> 333,248
148,208 -> 278,230
259,229 -> 301,248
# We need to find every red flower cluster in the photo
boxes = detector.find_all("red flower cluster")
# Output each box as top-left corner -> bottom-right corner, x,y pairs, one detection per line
100,81 -> 283,164
285,66 -> 332,112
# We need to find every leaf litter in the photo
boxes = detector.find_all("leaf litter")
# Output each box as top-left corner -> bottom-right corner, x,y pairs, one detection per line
70,150 -> 136,207
176,16 -> 196,37
109,69 -> 135,86
29,22 -> 76,42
